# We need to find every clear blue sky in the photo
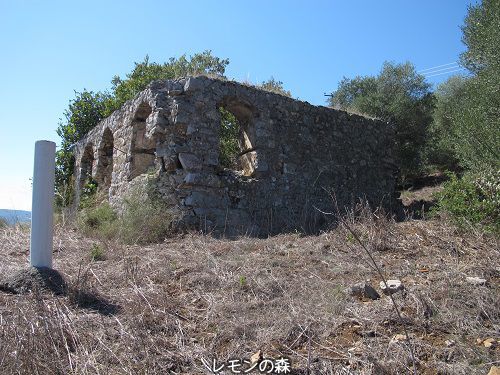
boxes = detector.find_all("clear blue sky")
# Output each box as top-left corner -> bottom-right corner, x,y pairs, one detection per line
0,0 -> 475,210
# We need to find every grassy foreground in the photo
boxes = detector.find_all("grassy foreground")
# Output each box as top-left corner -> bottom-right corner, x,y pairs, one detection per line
0,213 -> 498,374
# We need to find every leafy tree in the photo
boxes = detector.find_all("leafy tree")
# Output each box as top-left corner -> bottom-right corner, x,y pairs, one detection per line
460,0 -> 500,75
329,62 -> 435,179
452,0 -> 500,171
446,76 -> 500,171
429,0 -> 499,172
55,51 -> 229,206
258,77 -> 291,97
110,51 -> 229,109
425,75 -> 467,170
433,0 -> 500,233
330,76 -> 377,111
55,90 -> 113,206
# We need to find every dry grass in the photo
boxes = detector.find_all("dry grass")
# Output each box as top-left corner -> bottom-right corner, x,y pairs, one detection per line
0,212 -> 499,374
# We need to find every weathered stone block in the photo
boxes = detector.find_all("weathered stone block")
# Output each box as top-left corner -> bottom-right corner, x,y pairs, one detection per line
184,173 -> 221,188
184,77 -> 208,93
178,153 -> 202,171
184,191 -> 228,208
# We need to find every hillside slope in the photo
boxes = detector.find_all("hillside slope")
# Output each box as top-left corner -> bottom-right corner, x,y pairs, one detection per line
0,217 -> 498,374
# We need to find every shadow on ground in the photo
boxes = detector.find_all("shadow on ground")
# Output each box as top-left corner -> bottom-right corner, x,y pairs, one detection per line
399,172 -> 450,219
0,266 -> 120,316
68,287 -> 121,316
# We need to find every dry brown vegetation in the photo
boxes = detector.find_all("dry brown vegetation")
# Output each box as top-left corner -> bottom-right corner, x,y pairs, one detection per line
0,210 -> 499,374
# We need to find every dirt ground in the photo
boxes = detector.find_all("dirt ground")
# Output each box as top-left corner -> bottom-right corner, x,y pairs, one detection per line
0,210 -> 498,374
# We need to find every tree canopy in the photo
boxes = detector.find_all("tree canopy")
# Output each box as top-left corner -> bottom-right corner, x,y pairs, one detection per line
460,0 -> 500,75
55,51 -> 230,204
110,51 -> 229,109
432,0 -> 499,233
430,0 -> 500,172
454,0 -> 500,171
55,90 -> 114,205
425,75 -> 466,170
329,61 -> 435,179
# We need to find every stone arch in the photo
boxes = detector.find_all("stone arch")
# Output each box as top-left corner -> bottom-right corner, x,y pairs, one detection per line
129,102 -> 156,180
79,143 -> 94,188
218,97 -> 257,176
95,127 -> 114,193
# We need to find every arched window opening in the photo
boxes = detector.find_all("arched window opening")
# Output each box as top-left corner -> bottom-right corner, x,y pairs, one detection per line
95,128 -> 114,193
129,102 -> 156,180
79,143 -> 94,189
218,99 -> 257,176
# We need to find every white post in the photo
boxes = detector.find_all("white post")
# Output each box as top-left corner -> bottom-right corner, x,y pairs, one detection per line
30,140 -> 56,268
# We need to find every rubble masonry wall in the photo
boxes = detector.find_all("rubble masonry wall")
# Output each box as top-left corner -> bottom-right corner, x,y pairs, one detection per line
74,76 -> 399,236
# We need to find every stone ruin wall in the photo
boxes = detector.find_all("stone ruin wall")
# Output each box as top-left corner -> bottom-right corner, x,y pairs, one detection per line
74,76 -> 399,236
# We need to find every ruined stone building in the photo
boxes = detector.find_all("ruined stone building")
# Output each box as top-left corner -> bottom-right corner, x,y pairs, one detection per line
73,76 -> 399,236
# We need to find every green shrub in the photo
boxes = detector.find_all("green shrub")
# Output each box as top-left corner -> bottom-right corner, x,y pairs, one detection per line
258,77 -> 292,97
436,169 -> 499,233
0,217 -> 7,229
76,178 -> 176,244
79,179 -> 99,209
89,244 -> 106,261
78,202 -> 119,240
238,275 -> 247,287
119,184 -> 176,244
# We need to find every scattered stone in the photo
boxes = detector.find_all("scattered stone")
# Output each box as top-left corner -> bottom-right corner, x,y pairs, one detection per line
391,334 -> 408,342
379,279 -> 404,295
358,330 -> 378,338
466,276 -> 487,286
349,282 -> 380,300
0,267 -> 66,295
250,350 -> 262,364
483,338 -> 497,348
168,89 -> 183,96
488,366 -> 500,375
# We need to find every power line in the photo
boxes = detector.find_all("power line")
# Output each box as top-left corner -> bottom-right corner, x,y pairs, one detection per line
424,68 -> 465,78
421,65 -> 462,75
418,62 -> 459,73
